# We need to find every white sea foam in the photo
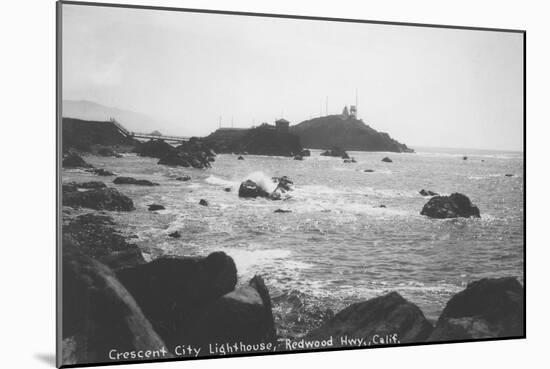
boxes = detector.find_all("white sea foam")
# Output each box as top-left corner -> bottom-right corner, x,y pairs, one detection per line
215,247 -> 312,276
243,171 -> 278,193
205,175 -> 239,188
468,174 -> 514,180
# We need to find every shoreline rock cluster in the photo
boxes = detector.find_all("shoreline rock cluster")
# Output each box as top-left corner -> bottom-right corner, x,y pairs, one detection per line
238,176 -> 294,201
62,218 -> 524,366
61,177 -> 519,366
134,138 -> 216,169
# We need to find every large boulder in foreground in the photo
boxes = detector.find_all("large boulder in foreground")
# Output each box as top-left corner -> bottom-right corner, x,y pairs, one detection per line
305,292 -> 433,345
420,193 -> 480,219
429,277 -> 524,341
195,275 -> 277,346
63,187 -> 135,211
116,252 -> 237,348
62,243 -> 168,366
62,153 -> 93,168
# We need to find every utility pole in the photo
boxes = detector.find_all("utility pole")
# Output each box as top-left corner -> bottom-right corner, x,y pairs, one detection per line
356,88 -> 358,115
325,96 -> 328,116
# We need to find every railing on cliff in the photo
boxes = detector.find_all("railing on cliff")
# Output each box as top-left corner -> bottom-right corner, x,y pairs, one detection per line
109,118 -> 189,143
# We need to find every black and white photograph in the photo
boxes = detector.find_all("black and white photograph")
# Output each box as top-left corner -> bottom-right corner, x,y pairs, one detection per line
57,1 -> 525,367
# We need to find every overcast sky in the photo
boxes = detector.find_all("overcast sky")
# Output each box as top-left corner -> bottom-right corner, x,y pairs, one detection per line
62,4 -> 524,151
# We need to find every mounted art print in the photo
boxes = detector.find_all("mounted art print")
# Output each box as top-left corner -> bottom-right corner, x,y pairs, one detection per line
57,1 -> 526,367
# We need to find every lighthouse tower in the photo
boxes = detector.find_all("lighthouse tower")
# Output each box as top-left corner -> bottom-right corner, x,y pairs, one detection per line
349,105 -> 357,118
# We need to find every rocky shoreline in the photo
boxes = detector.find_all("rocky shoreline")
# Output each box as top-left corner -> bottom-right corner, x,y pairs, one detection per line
61,173 -> 523,366
60,123 -> 523,366
62,210 -> 524,365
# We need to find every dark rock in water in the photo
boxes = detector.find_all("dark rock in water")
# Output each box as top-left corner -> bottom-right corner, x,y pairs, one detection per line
429,277 -> 524,341
175,175 -> 191,181
86,168 -> 115,176
239,180 -> 271,199
273,176 -> 294,192
321,148 -> 349,159
224,187 -> 232,192
148,204 -> 165,211
305,292 -> 433,345
62,213 -> 144,269
343,159 -> 352,163
364,169 -> 375,173
195,275 -> 277,346
300,149 -> 311,157
463,156 -> 468,160
63,187 -> 135,212
351,158 -> 357,163
377,205 -> 387,208
116,252 -> 237,348
505,174 -> 514,177
420,193 -> 480,219
294,155 -> 303,160
61,243 -> 167,366
63,153 -> 93,168
114,177 -> 159,186
158,151 -> 211,169
199,199 -> 209,206
78,181 -> 107,189
168,231 -> 181,238
135,139 -> 215,169
97,147 -> 122,158
239,177 -> 293,200
381,157 -> 393,163
155,140 -> 215,168
419,189 -> 439,197
238,156 -> 245,160
274,209 -> 292,213
63,181 -> 107,193
158,152 -> 191,167
134,139 -> 175,159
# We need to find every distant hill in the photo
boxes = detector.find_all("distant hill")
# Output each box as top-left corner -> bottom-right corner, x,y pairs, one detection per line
290,115 -> 413,153
62,100 -> 172,135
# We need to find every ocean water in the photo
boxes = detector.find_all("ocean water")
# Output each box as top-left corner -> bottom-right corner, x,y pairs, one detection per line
63,147 -> 524,337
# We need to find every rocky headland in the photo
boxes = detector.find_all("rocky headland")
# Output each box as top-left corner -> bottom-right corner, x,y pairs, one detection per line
290,114 -> 413,153
205,123 -> 302,157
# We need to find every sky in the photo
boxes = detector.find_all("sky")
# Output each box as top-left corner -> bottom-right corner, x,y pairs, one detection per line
62,4 -> 524,151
